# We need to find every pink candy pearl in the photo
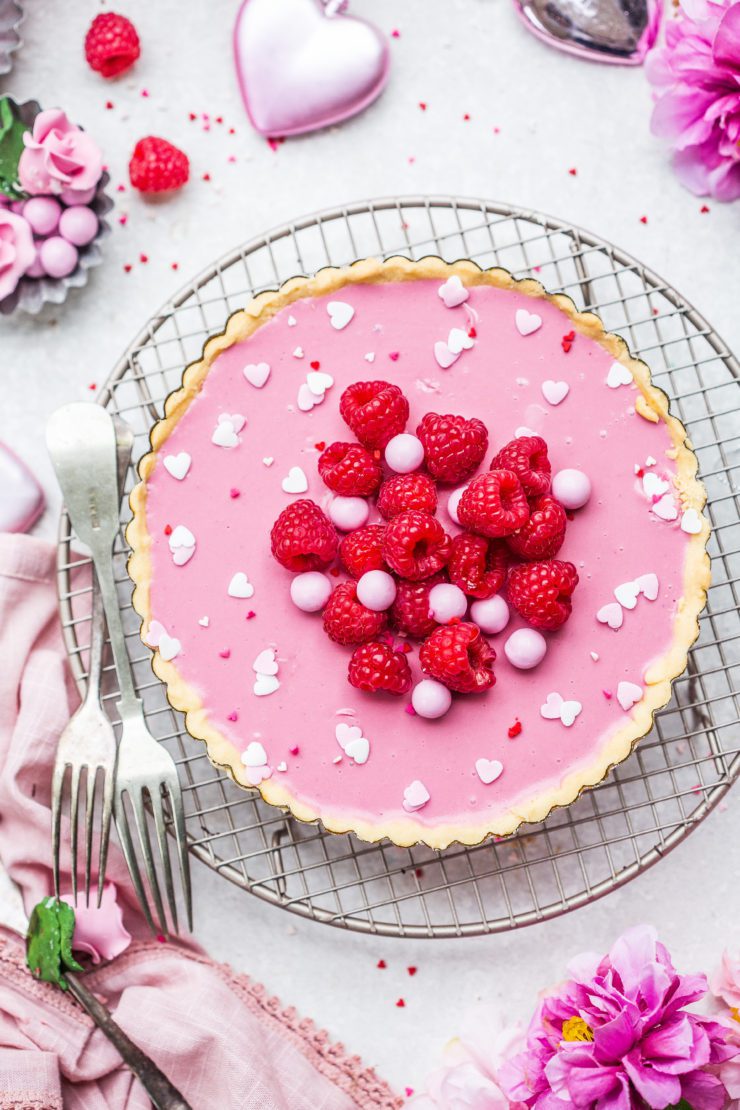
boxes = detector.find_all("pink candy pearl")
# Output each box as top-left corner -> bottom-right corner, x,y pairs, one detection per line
290,571 -> 332,613
470,595 -> 510,635
357,569 -> 397,612
428,583 -> 467,624
384,433 -> 425,474
504,628 -> 547,670
60,186 -> 97,206
446,486 -> 467,524
552,468 -> 591,510
23,196 -> 61,236
412,679 -> 452,720
25,248 -> 47,278
59,205 -> 99,247
329,496 -> 369,531
39,236 -> 78,278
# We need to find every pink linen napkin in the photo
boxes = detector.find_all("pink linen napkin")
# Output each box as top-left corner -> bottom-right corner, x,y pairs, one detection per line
0,534 -> 402,1110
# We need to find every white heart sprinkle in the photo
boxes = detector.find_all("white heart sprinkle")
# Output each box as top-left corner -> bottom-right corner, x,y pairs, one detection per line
172,546 -> 195,567
327,301 -> 355,330
218,412 -> 245,433
198,616 -> 209,627
333,755 -> 343,764
344,736 -> 370,765
606,362 -> 633,388
364,352 -> 376,363
306,370 -> 334,396
158,633 -> 181,661
438,275 -> 469,308
433,340 -> 460,370
642,472 -> 669,499
541,380 -> 569,406
288,315 -> 297,327
645,455 -> 657,467
515,308 -> 542,336
614,580 -> 640,610
596,602 -> 624,630
297,383 -> 323,412
244,764 -> 272,785
652,494 -> 678,521
211,420 -> 240,449
276,761 -> 288,772
253,673 -> 280,697
617,681 -> 643,712
403,780 -> 430,812
262,457 -> 274,467
447,327 -> 474,355
143,620 -> 165,647
634,572 -> 659,601
243,362 -> 271,388
336,723 -> 363,749
228,572 -> 254,599
540,691 -> 582,727
242,741 -> 268,767
163,452 -> 191,481
282,466 -> 308,494
680,508 -> 702,535
293,347 -> 305,359
590,651 -> 600,661
253,648 -> 278,676
475,758 -> 504,785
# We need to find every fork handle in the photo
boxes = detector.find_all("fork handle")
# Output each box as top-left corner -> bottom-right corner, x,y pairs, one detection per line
66,971 -> 193,1110
90,542 -> 141,720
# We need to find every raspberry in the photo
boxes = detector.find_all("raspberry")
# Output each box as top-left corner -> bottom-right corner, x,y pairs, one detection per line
390,572 -> 446,639
416,413 -> 488,484
339,524 -> 386,578
489,436 -> 551,497
383,510 -> 451,581
419,622 -> 496,694
506,495 -> 567,560
339,381 -> 409,450
84,12 -> 140,78
377,473 -> 437,520
458,470 -> 530,538
318,441 -> 382,496
323,581 -> 387,645
129,137 -> 189,194
448,533 -> 508,599
270,499 -> 338,572
348,641 -> 412,695
507,559 -> 579,631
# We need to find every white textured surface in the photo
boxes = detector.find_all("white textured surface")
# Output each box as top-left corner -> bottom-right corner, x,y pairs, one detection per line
2,0 -> 739,1096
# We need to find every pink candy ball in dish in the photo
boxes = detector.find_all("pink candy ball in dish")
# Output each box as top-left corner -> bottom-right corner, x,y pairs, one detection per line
59,205 -> 99,247
60,185 -> 97,206
39,237 -> 79,278
23,196 -> 62,236
25,249 -> 47,279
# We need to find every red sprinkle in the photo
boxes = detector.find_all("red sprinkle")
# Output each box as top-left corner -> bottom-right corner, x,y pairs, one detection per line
228,127 -> 236,135
405,1090 -> 414,1099
202,173 -> 211,181
105,100 -> 114,110
314,441 -> 326,452
561,330 -> 575,353
602,689 -> 613,699
396,998 -> 406,1008
163,524 -> 172,535
227,711 -> 238,721
700,205 -> 710,213
389,351 -> 400,361
404,704 -> 416,715
116,183 -> 126,192
418,102 -> 427,111
330,567 -> 341,577
289,745 -> 300,756
189,112 -> 197,121
219,649 -> 231,659
310,360 -> 320,370
415,868 -> 424,878
391,28 -> 400,37
216,116 -> 223,124
568,167 -> 577,176
463,113 -> 471,121
140,253 -> 148,264
407,966 -> 417,976
246,610 -> 256,620
377,959 -> 387,969
118,214 -> 127,226
640,215 -> 648,224
123,263 -> 132,273
508,720 -> 522,738
156,934 -> 166,943
171,262 -> 179,270
229,488 -> 241,499
88,383 -> 97,391
468,326 -> 477,338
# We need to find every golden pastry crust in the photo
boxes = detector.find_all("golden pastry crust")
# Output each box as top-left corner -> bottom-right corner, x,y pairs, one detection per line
127,256 -> 711,849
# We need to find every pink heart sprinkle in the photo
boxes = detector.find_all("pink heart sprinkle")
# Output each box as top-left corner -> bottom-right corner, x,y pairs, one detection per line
230,488 -> 241,498
246,610 -> 256,619
228,711 -> 238,721
389,351 -> 400,361
602,689 -> 612,699
289,745 -> 300,755
405,704 -> 416,715
219,649 -> 231,659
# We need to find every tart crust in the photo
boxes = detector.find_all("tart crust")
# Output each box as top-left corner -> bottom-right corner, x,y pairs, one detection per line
126,256 -> 710,849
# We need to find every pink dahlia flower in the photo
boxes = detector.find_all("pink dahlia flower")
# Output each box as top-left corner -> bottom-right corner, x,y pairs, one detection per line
0,208 -> 35,301
711,951 -> 740,1102
499,925 -> 738,1110
646,0 -> 740,200
17,109 -> 102,200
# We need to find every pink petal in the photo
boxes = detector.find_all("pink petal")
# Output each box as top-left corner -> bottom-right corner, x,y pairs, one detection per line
714,1 -> 740,68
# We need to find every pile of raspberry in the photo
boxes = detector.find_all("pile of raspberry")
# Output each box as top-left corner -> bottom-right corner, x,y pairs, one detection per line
270,380 -> 578,711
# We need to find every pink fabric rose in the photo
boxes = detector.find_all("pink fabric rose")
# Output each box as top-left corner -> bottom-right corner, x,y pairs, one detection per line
711,951 -> 740,1102
60,882 -> 132,965
0,209 -> 35,301
646,0 -> 740,201
17,109 -> 102,199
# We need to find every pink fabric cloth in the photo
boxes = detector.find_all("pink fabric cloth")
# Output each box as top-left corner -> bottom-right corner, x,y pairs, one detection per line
0,534 -> 401,1110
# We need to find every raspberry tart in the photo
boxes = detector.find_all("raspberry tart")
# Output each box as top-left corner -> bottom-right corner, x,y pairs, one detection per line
127,257 -> 709,848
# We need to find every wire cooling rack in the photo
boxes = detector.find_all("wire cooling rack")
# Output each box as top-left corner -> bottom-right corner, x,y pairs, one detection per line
57,197 -> 740,938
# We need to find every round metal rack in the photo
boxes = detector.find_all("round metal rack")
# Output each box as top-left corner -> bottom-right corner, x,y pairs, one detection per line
57,197 -> 740,938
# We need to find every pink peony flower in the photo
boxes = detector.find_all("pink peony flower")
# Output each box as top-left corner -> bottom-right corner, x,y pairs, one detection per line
17,109 -> 102,199
499,925 -> 739,1110
60,882 -> 131,965
711,952 -> 740,1103
0,208 -> 35,300
646,0 -> 740,201
412,1008 -> 525,1110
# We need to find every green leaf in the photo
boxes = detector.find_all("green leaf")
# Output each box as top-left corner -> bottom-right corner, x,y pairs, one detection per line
666,1102 -> 693,1110
26,897 -> 83,991
0,96 -> 29,201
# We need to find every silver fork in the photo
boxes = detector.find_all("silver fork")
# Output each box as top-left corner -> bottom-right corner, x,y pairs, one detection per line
47,403 -> 192,935
50,418 -> 134,908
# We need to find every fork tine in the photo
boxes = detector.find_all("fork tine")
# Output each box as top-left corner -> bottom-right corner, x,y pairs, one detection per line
167,783 -> 192,931
97,768 -> 115,909
130,788 -> 169,936
115,794 -> 157,934
51,762 -> 66,899
150,788 -> 178,935
68,769 -> 81,904
83,767 -> 97,907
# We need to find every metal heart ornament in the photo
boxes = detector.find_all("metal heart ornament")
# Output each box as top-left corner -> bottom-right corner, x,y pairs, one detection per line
234,0 -> 390,137
512,0 -> 662,64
